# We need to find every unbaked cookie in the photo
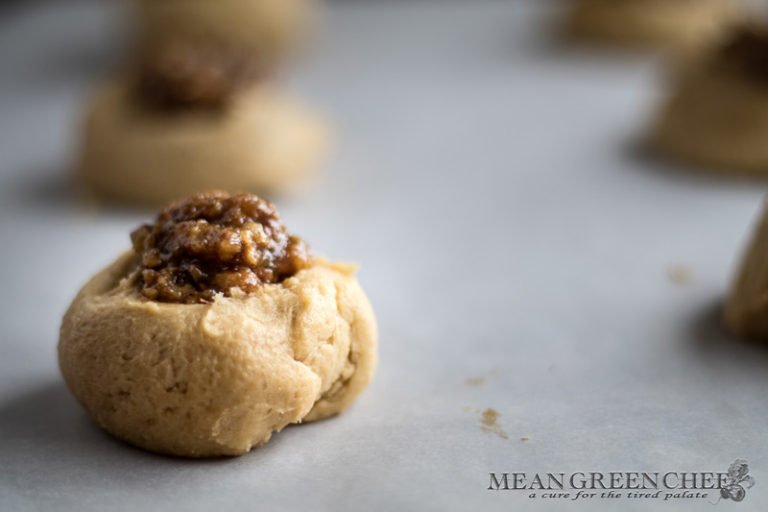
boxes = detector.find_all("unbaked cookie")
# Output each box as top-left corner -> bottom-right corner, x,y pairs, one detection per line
562,0 -> 741,53
725,200 -> 768,339
78,39 -> 329,205
58,192 -> 377,457
651,25 -> 768,174
134,0 -> 315,60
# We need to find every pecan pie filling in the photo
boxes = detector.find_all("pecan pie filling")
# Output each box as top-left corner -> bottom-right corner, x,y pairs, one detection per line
130,191 -> 312,303
135,38 -> 266,109
716,25 -> 768,84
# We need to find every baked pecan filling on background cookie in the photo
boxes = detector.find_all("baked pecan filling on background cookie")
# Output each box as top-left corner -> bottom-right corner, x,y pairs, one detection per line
135,38 -> 267,109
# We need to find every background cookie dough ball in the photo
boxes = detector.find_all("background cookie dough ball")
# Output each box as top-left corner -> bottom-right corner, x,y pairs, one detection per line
562,0 -> 741,53
78,82 -> 329,205
725,201 -> 768,339
651,26 -> 768,174
59,193 -> 378,457
135,0 -> 316,60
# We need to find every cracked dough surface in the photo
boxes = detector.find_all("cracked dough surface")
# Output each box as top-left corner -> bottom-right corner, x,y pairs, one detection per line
651,64 -> 768,174
562,0 -> 740,53
79,82 -> 329,205
58,251 -> 377,457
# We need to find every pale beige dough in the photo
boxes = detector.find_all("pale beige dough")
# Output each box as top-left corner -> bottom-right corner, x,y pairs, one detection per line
725,202 -> 768,339
651,60 -> 768,174
134,0 -> 315,59
59,251 -> 377,457
562,0 -> 741,53
78,82 -> 329,205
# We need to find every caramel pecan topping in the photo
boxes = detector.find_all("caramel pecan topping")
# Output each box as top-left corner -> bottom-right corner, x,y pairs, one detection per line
131,191 -> 312,303
135,38 -> 266,109
716,25 -> 768,84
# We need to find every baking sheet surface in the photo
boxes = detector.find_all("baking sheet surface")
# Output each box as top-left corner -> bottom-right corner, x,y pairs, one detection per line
1,1 -> 767,510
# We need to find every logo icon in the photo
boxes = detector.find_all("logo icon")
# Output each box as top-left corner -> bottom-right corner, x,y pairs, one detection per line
720,460 -> 755,502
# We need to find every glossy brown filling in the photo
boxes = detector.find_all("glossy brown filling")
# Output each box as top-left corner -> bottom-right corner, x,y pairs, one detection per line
134,38 -> 266,110
716,25 -> 768,84
131,191 -> 312,303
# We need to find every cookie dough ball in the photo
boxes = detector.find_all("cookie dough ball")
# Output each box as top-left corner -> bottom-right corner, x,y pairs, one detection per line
78,40 -> 328,205
79,83 -> 328,205
562,0 -> 741,53
651,25 -> 768,174
58,192 -> 377,457
135,0 -> 315,59
725,201 -> 768,339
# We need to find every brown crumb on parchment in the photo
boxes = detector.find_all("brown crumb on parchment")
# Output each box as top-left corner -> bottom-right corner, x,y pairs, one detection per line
464,368 -> 500,387
667,265 -> 693,285
135,38 -> 267,110
480,408 -> 508,440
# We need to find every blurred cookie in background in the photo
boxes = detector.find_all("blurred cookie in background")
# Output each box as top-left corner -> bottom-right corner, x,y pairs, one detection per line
651,24 -> 768,174
78,38 -> 329,205
725,198 -> 768,340
134,0 -> 316,60
561,0 -> 742,54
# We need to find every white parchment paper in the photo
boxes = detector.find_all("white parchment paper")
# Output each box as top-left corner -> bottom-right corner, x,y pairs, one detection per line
1,1 -> 767,510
